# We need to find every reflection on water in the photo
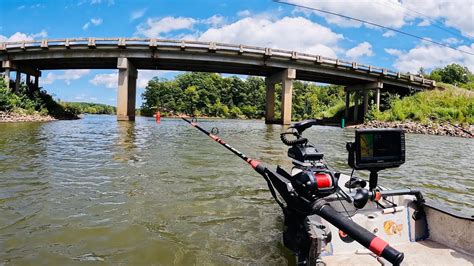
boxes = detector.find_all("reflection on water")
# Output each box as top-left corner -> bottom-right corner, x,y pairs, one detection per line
0,115 -> 472,264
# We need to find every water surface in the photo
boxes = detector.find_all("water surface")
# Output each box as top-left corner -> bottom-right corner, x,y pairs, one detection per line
0,115 -> 472,264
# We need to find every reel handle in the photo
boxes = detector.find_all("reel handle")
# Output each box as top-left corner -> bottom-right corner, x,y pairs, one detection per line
312,200 -> 404,265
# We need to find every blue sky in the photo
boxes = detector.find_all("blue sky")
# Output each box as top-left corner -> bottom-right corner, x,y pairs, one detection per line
0,0 -> 473,107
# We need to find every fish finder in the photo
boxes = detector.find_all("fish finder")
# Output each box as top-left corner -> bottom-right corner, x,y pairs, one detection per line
347,129 -> 405,190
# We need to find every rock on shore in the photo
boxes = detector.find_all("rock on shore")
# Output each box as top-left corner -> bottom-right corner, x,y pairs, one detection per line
354,120 -> 473,138
0,111 -> 56,123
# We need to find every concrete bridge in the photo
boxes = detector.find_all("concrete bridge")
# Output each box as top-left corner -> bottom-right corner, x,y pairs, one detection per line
0,38 -> 436,124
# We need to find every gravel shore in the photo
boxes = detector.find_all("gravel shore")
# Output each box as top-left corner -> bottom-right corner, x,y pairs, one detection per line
0,111 -> 56,123
354,120 -> 473,138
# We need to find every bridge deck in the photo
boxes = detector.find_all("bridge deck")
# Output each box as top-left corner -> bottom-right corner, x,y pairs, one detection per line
0,38 -> 435,91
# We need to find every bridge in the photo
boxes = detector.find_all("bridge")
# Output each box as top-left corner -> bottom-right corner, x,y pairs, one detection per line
0,38 -> 436,124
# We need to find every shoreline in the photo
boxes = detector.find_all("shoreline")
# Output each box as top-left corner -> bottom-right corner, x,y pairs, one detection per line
352,120 -> 473,138
3,112 -> 473,139
0,111 -> 56,123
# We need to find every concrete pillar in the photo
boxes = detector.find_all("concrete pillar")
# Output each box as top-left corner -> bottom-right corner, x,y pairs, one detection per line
4,68 -> 10,89
26,74 -> 31,85
117,58 -> 137,121
15,71 -> 21,92
265,68 -> 296,125
353,91 -> 359,122
344,90 -> 350,120
34,76 -> 39,90
265,80 -> 275,123
281,78 -> 293,125
376,88 -> 380,111
363,91 -> 369,118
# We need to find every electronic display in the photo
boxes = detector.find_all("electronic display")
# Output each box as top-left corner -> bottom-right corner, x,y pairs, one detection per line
354,129 -> 405,170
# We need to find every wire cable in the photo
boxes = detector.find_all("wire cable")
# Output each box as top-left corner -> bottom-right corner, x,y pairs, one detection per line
378,0 -> 473,40
274,0 -> 474,56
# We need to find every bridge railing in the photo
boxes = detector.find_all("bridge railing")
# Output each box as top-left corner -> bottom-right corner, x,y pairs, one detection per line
0,38 -> 435,87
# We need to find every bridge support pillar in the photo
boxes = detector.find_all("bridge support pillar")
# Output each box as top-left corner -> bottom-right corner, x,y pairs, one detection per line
34,76 -> 39,90
344,90 -> 350,121
2,61 -> 11,89
353,91 -> 359,122
15,71 -> 21,93
117,58 -> 137,121
363,91 -> 369,118
265,80 -> 275,123
3,69 -> 11,89
375,88 -> 380,111
265,68 -> 295,125
346,82 -> 383,123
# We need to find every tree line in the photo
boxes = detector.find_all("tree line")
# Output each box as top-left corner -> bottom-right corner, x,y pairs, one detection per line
140,72 -> 346,120
60,102 -> 116,115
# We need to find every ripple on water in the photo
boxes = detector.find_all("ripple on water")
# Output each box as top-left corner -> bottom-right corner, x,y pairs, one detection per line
0,115 -> 472,264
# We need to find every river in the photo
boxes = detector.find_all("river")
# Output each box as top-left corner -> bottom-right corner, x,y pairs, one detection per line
0,115 -> 472,264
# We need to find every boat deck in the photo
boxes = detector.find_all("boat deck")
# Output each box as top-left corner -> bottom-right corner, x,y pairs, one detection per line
323,240 -> 474,265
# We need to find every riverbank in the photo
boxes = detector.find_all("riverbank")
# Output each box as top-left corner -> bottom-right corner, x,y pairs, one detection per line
353,120 -> 473,138
0,111 -> 56,123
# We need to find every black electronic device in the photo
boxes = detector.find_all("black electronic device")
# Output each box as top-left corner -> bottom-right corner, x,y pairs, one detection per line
347,128 -> 405,190
348,129 -> 405,170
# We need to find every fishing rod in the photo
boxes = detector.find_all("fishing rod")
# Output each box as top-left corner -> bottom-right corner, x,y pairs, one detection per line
181,117 -> 404,265
181,116 -> 265,175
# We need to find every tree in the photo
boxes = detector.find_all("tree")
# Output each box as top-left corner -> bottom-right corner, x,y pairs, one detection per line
438,64 -> 471,84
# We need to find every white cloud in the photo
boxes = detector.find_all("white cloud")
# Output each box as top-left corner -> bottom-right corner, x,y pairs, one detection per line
17,5 -> 25,10
90,73 -> 117,89
197,16 -> 343,57
91,18 -> 103,25
417,19 -> 430,27
289,0 -> 474,38
89,0 -> 114,5
289,0 -> 407,28
134,15 -> 343,57
130,8 -> 147,21
443,37 -> 462,45
345,42 -> 374,60
237,10 -> 251,17
384,48 -> 403,57
83,18 -> 103,30
89,70 -> 176,90
0,31 -> 47,42
390,43 -> 474,72
30,4 -> 44,9
382,30 -> 396,38
402,0 -> 474,38
135,17 -> 197,38
41,70 -> 91,85
202,15 -> 226,27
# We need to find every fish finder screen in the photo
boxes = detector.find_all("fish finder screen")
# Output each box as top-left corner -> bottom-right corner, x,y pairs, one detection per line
358,131 -> 403,164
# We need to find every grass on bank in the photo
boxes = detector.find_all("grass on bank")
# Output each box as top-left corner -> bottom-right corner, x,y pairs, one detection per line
366,83 -> 474,125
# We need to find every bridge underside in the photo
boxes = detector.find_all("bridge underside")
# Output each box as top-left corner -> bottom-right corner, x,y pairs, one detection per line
1,43 -> 434,124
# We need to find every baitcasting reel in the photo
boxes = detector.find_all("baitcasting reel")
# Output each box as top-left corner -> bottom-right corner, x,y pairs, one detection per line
280,120 -> 339,201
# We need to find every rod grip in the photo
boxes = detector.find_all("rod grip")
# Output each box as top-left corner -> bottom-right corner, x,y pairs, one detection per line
312,200 -> 404,265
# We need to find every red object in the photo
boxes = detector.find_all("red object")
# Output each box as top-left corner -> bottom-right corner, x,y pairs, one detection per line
374,191 -> 382,201
369,237 -> 388,256
248,159 -> 261,169
315,173 -> 332,188
155,111 -> 161,123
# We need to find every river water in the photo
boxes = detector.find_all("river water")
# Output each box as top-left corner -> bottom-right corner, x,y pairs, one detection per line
0,115 -> 472,264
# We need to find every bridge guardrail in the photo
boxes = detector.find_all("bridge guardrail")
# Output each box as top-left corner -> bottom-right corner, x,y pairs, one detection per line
0,38 -> 435,87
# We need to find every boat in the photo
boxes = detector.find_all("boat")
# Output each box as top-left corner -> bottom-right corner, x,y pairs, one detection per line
181,117 -> 473,265
309,173 -> 474,265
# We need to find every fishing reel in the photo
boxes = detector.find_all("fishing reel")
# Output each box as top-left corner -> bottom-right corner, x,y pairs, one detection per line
280,120 -> 339,201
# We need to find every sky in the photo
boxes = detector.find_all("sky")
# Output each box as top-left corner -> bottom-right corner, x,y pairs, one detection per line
0,0 -> 473,107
